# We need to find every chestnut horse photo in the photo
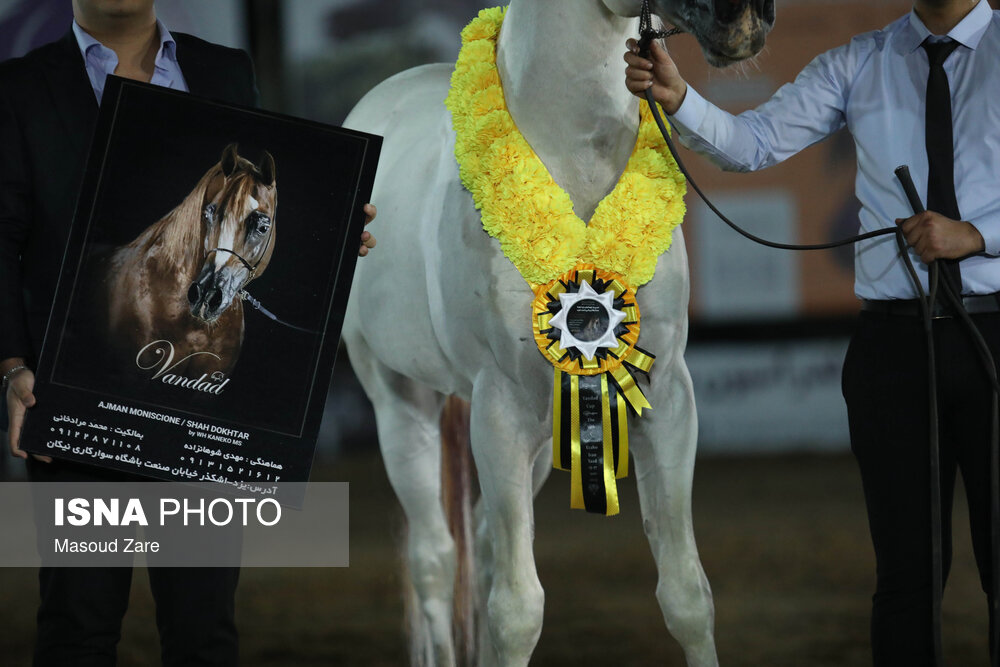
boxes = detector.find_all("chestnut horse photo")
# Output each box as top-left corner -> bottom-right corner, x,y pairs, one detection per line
99,143 -> 278,380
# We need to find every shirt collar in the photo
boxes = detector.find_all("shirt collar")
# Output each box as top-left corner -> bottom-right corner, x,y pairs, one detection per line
899,0 -> 992,54
71,19 -> 111,62
71,18 -> 179,67
155,20 -> 179,68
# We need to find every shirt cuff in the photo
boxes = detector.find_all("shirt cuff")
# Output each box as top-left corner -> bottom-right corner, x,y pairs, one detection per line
669,84 -> 710,135
969,218 -> 1000,257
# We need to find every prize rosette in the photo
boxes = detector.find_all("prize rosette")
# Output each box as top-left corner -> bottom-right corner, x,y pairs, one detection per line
532,264 -> 655,516
448,8 -> 684,516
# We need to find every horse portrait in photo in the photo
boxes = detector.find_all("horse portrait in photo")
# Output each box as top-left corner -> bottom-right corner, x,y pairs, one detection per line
342,0 -> 774,665
98,143 -> 278,386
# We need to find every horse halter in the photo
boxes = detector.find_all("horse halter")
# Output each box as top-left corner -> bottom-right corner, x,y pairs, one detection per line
207,217 -> 274,291
637,0 -> 684,57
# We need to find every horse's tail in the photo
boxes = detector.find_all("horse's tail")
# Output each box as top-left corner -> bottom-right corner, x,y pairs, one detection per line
441,395 -> 477,666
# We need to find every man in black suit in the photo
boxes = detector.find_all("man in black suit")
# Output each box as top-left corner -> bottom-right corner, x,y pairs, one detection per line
0,1 -> 375,664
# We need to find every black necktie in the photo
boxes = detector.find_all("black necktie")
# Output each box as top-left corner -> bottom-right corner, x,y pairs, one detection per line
922,39 -> 963,292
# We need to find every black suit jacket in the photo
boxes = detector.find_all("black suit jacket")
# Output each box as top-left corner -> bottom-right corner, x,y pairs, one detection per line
0,30 -> 259,365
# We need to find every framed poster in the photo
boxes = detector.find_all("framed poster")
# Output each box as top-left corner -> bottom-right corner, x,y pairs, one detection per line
20,77 -> 381,500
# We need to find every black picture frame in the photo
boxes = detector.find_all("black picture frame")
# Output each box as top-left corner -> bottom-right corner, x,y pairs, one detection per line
21,77 -> 381,503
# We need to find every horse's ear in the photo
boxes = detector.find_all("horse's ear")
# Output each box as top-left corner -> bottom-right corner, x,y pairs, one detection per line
221,143 -> 239,177
257,151 -> 276,187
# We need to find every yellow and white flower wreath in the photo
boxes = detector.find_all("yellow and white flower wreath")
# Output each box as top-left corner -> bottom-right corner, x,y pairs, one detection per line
445,6 -> 687,291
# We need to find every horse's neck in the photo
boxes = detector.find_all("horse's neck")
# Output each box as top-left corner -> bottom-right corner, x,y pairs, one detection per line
498,0 -> 640,221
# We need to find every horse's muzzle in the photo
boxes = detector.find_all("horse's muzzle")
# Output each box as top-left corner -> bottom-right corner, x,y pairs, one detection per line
187,279 -> 227,323
187,282 -> 202,307
755,0 -> 775,27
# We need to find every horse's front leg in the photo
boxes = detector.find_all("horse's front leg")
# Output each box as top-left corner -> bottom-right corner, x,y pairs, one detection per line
470,370 -> 547,666
473,437 -> 550,667
345,336 -> 456,666
632,359 -> 719,667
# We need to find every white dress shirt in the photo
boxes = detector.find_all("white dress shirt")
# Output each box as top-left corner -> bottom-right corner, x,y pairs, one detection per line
71,19 -> 189,105
670,0 -> 1000,299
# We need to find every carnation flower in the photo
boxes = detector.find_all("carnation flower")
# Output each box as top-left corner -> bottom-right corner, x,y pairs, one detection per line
447,7 -> 684,290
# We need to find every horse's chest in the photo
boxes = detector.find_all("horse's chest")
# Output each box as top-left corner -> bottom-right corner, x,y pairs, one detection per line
429,213 -> 550,385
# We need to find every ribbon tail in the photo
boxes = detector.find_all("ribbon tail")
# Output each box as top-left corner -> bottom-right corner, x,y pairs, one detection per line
624,346 -> 656,375
600,374 -> 620,516
551,365 -> 647,515
569,374 -> 584,510
610,365 -> 653,416
609,378 -> 629,480
552,369 -> 570,471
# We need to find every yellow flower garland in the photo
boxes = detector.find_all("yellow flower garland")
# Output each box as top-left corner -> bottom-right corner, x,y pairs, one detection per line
445,6 -> 686,290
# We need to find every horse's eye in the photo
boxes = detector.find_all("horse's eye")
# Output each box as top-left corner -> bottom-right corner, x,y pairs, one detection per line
249,211 -> 271,236
203,203 -> 217,223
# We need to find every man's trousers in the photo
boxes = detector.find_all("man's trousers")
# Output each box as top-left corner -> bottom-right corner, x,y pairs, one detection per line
843,309 -> 1000,666
27,457 -> 240,667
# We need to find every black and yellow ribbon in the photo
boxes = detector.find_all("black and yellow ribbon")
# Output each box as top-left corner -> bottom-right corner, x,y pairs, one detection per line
533,264 -> 655,516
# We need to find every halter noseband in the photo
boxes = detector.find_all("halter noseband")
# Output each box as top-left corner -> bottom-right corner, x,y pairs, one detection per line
209,247 -> 258,279
206,219 -> 274,290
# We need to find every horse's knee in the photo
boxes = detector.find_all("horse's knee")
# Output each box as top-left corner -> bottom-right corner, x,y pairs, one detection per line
486,576 -> 544,659
409,532 -> 457,602
655,571 -> 714,644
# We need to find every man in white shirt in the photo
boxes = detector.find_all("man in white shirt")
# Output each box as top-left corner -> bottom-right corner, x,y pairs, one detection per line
626,0 -> 999,664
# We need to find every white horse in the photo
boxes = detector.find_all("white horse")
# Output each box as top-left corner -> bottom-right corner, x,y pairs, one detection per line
342,1 -> 773,665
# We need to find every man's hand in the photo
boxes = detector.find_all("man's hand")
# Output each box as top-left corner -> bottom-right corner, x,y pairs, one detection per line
897,211 -> 985,264
624,39 -> 688,115
5,367 -> 50,462
359,203 -> 377,257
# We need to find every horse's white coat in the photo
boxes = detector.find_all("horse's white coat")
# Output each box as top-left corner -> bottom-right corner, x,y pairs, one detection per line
340,1 -> 755,665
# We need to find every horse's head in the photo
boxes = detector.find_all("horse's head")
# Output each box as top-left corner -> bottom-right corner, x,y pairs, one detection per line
604,0 -> 774,66
187,143 -> 278,324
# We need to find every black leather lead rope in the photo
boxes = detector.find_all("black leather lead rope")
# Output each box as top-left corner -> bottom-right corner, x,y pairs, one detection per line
239,290 -> 318,334
637,15 -> 898,250
897,167 -> 1000,667
642,85 -> 899,250
635,6 -> 1000,663
897,167 -> 947,667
